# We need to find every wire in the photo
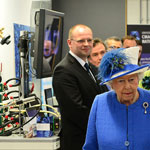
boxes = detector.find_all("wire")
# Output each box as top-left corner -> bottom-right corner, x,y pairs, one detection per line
5,78 -> 21,87
3,90 -> 22,100
0,96 -> 41,136
0,97 -> 61,136
0,102 -> 60,116
9,109 -> 60,119
41,104 -> 60,117
31,104 -> 61,119
39,110 -> 60,118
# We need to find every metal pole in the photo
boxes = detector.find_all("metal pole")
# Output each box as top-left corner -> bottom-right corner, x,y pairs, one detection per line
140,0 -> 142,24
20,51 -> 25,99
147,0 -> 149,23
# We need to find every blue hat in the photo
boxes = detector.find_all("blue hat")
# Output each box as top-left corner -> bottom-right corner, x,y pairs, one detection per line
99,47 -> 150,85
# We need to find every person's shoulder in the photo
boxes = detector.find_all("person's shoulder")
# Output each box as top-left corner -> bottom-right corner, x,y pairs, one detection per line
139,87 -> 150,95
92,91 -> 115,111
96,90 -> 114,97
94,91 -> 114,103
138,87 -> 150,101
57,53 -> 76,66
54,53 -> 70,69
53,53 -> 78,78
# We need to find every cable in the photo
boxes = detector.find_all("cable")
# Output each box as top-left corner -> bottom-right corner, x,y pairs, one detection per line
0,102 -> 60,117
41,104 -> 60,118
0,96 -> 41,136
3,90 -> 22,100
0,97 -> 61,136
4,78 -> 21,87
9,109 -> 59,119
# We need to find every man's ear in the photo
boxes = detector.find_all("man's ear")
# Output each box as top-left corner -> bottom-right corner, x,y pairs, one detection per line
67,39 -> 71,46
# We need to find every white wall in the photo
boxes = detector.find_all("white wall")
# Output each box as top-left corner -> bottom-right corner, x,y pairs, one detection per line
0,0 -> 51,83
0,0 -> 33,82
127,0 -> 150,24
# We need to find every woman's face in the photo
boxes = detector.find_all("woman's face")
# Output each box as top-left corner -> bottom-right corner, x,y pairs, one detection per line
111,74 -> 139,106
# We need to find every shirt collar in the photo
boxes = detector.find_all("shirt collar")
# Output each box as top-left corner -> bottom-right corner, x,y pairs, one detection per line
69,50 -> 88,67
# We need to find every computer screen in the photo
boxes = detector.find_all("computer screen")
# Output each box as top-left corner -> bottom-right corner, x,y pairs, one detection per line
33,9 -> 64,78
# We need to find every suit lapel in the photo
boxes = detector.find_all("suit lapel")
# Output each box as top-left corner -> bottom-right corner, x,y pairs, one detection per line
67,53 -> 100,92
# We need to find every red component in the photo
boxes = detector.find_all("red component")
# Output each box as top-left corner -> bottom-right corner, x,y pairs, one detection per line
10,106 -> 13,109
10,117 -> 14,120
30,83 -> 34,93
15,122 -> 19,125
0,128 -> 3,130
3,82 -> 6,86
7,124 -> 11,127
9,84 -> 12,87
4,93 -> 7,97
10,96 -> 13,99
5,115 -> 8,119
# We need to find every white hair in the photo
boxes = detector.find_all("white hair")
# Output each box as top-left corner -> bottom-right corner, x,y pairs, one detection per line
138,72 -> 144,81
106,72 -> 144,88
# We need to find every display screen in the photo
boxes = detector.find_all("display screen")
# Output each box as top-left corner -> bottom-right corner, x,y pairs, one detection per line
33,9 -> 64,78
44,88 -> 53,107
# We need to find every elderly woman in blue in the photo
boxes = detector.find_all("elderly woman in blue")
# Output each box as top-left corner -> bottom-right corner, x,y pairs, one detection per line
83,47 -> 150,150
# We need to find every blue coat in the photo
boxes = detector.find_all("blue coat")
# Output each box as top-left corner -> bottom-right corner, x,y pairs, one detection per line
83,88 -> 150,150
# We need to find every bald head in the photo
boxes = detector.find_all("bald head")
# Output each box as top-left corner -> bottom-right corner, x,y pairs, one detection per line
68,24 -> 93,39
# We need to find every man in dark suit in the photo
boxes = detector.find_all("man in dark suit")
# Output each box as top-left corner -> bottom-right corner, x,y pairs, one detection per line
52,24 -> 106,150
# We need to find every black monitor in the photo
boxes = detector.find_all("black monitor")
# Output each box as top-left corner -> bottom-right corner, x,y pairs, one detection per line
44,88 -> 53,107
33,9 -> 64,78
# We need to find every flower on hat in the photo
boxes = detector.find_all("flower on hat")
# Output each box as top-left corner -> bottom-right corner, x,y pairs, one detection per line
99,48 -> 129,81
112,56 -> 125,71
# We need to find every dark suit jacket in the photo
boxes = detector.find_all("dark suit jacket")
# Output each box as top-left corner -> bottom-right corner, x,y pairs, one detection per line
89,62 -> 109,92
52,53 -> 107,150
